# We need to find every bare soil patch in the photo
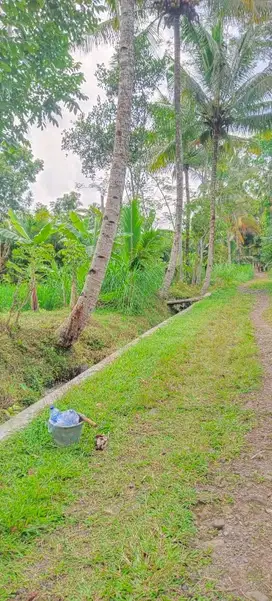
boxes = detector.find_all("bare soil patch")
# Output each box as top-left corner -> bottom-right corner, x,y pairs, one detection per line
196,287 -> 272,600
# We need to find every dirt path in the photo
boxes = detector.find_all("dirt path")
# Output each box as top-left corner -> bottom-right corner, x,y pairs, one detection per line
196,287 -> 272,601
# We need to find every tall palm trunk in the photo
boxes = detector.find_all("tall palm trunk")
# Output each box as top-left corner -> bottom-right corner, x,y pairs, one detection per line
196,237 -> 204,285
236,231 -> 242,263
160,15 -> 183,297
31,281 -> 39,311
57,0 -> 134,347
184,165 -> 190,267
201,131 -> 219,295
227,232 -> 232,264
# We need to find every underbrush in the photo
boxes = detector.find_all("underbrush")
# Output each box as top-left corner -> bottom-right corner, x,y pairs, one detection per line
101,263 -> 165,314
0,263 -> 165,315
168,265 -> 254,299
211,263 -> 254,287
0,262 -> 257,420
169,281 -> 201,299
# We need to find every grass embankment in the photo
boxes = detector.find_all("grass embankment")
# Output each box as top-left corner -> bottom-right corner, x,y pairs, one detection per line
0,264 -> 254,420
0,286 -> 261,601
0,303 -> 169,422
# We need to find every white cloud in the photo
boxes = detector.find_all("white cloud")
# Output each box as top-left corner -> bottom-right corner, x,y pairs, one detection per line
29,44 -> 113,208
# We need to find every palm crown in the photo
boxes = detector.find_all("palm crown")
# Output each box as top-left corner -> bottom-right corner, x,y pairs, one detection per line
179,19 -> 272,140
149,93 -> 206,172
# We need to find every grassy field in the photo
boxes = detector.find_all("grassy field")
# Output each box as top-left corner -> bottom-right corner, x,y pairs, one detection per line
0,302 -> 169,421
0,286 -> 261,601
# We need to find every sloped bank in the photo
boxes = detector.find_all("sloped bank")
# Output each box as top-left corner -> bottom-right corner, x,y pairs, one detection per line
0,302 -> 169,423
0,305 -> 191,442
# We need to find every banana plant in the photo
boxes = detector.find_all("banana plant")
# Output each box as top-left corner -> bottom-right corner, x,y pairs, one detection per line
120,199 -> 162,271
58,208 -> 103,307
0,210 -> 54,311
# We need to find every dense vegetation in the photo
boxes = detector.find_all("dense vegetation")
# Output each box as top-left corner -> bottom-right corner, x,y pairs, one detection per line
1,2 -> 272,598
0,0 -> 271,392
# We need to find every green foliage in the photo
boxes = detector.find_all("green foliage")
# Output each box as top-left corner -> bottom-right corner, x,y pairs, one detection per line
101,261 -> 165,314
0,209 -> 53,245
121,199 -> 162,270
211,264 -> 254,286
178,19 -> 272,141
50,191 -> 82,217
62,35 -> 167,198
149,93 -> 205,172
0,0 -> 98,149
261,227 -> 272,268
60,207 -> 103,257
6,244 -> 55,283
0,145 -> 43,217
170,281 -> 201,298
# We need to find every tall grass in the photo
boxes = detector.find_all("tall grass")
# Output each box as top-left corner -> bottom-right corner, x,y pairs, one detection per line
0,279 -> 71,313
0,283 -> 15,312
0,262 -> 165,315
0,263 -> 255,315
211,263 -> 254,286
101,262 -> 165,314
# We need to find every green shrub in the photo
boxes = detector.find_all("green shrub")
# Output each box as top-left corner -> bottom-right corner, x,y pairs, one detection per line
169,282 -> 201,299
101,262 -> 165,315
211,264 -> 254,286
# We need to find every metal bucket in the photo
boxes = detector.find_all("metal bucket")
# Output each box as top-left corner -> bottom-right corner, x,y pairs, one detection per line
48,416 -> 84,447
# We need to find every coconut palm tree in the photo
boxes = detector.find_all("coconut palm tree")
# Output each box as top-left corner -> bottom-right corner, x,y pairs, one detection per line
177,19 -> 272,293
149,93 -> 206,271
57,0 -> 135,347
153,0 -> 200,297
153,0 -> 269,295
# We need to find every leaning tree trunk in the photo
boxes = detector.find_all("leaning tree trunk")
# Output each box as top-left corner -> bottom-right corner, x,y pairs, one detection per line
70,274 -> 78,309
160,15 -> 183,297
201,131 -> 219,295
184,165 -> 190,268
57,0 -> 134,347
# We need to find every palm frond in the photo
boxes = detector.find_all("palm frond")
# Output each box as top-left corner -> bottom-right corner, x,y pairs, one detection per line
121,200 -> 143,262
167,62 -> 209,106
150,140 -> 176,171
83,15 -> 120,50
206,0 -> 271,22
228,27 -> 260,92
182,18 -> 225,91
234,110 -> 272,133
233,62 -> 272,108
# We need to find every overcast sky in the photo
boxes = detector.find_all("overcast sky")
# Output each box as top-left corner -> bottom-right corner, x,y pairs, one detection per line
29,44 -> 113,209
